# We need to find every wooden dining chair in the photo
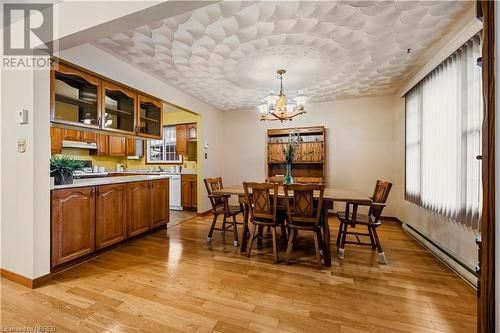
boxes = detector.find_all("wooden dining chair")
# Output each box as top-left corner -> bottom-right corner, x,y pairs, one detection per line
283,184 -> 326,268
243,182 -> 285,263
204,177 -> 243,246
336,180 -> 392,264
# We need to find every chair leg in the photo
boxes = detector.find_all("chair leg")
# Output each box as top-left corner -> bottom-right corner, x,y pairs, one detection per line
280,222 -> 287,243
336,222 -> 343,248
285,228 -> 295,265
221,215 -> 227,232
247,224 -> 258,258
271,227 -> 279,263
207,214 -> 218,241
372,227 -> 387,264
232,215 -> 239,247
368,226 -> 376,250
338,222 -> 348,259
313,230 -> 322,269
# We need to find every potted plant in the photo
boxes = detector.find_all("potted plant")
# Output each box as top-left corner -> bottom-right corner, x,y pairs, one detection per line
280,132 -> 300,185
50,155 -> 84,185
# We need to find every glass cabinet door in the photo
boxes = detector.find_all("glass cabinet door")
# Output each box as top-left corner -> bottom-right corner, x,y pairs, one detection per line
101,81 -> 136,134
137,94 -> 162,139
52,64 -> 101,128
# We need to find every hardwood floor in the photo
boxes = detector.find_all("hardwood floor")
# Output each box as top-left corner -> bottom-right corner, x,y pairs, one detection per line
0,216 -> 476,333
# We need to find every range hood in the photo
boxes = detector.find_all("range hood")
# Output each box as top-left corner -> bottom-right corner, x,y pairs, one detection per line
62,140 -> 97,150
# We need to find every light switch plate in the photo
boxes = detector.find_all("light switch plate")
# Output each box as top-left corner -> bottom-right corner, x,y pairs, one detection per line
17,138 -> 26,153
17,109 -> 28,124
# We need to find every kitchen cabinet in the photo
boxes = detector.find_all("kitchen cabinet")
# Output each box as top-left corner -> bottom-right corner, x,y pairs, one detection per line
187,123 -> 197,141
176,124 -> 188,155
51,187 -> 95,267
151,179 -> 170,228
126,181 -> 151,237
101,81 -> 136,135
51,62 -> 163,140
63,129 -> 81,141
125,137 -> 136,156
81,131 -> 97,143
50,127 -> 63,154
137,94 -> 162,139
181,174 -> 197,210
95,134 -> 109,156
51,63 -> 101,129
108,135 -> 126,156
95,184 -> 127,249
51,179 -> 169,268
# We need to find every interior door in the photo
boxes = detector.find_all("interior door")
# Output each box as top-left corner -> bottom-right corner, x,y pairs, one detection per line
95,184 -> 127,249
126,181 -> 151,237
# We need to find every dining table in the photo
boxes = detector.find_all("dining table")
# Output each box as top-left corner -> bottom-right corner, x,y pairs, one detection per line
212,184 -> 372,267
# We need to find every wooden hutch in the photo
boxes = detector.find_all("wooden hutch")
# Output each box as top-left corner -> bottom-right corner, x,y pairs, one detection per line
266,126 -> 326,182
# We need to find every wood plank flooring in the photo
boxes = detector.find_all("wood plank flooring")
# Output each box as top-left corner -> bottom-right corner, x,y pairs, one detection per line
1,216 -> 476,333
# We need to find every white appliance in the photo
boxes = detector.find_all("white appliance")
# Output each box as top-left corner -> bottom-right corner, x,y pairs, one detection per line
161,173 -> 182,210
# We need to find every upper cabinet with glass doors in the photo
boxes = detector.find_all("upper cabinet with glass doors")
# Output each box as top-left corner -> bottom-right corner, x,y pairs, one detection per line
101,81 -> 136,134
137,94 -> 162,138
51,63 -> 101,129
51,62 -> 163,139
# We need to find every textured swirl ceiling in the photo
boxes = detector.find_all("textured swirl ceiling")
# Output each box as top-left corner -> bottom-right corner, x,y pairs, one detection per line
95,1 -> 472,111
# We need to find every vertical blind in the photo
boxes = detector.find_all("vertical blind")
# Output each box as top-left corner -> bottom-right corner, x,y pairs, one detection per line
405,34 -> 482,230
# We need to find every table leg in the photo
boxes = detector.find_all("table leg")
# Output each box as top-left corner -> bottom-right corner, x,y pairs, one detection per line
239,200 -> 250,253
323,204 -> 332,267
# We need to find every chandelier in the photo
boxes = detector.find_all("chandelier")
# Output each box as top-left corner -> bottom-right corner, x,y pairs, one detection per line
258,69 -> 308,122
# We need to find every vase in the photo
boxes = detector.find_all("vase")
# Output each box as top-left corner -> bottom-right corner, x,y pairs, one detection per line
53,171 -> 74,185
283,162 -> 294,185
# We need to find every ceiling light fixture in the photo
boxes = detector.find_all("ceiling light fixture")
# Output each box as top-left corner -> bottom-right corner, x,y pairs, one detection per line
258,69 -> 308,122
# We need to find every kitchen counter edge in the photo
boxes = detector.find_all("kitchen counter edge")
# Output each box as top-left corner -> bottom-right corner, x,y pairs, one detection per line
51,175 -> 171,190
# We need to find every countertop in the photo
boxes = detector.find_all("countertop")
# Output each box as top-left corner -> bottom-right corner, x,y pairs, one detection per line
51,174 -> 171,190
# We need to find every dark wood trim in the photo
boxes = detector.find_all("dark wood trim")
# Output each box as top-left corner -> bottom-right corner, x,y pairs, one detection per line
478,1 -> 495,332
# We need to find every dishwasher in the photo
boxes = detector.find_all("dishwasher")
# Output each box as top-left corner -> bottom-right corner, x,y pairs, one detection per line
160,173 -> 182,210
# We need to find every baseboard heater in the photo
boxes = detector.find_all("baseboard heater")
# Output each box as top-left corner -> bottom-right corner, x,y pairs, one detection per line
402,223 -> 478,288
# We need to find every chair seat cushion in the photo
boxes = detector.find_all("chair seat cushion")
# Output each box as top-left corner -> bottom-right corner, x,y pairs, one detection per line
214,205 -> 242,216
337,211 -> 380,226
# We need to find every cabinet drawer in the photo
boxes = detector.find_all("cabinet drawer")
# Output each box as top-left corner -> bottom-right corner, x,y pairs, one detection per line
181,174 -> 197,182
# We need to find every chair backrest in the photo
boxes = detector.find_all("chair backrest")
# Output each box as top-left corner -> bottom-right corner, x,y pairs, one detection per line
243,182 -> 279,222
368,180 -> 393,221
204,177 -> 225,210
283,184 -> 325,226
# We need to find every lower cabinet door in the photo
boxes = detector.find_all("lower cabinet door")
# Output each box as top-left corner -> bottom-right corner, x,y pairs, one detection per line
51,187 -> 95,267
181,181 -> 192,208
95,184 -> 127,249
151,179 -> 169,228
127,181 -> 151,237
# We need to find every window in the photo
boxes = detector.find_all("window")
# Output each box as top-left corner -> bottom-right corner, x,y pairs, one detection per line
146,126 -> 182,164
405,34 -> 482,230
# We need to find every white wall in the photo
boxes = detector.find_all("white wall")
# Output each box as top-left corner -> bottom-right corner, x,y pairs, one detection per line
57,43 -> 223,213
221,95 -> 399,216
221,94 -> 479,269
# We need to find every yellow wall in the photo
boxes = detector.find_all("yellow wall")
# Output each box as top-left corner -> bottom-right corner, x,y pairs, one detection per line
60,147 -> 123,170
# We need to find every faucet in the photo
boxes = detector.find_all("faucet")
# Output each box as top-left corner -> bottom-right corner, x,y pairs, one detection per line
158,166 -> 164,172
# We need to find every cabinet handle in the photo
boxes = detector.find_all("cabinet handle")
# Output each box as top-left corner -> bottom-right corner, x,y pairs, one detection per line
98,117 -> 102,127
90,188 -> 95,198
